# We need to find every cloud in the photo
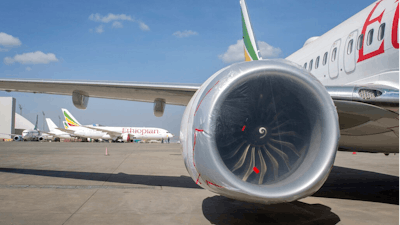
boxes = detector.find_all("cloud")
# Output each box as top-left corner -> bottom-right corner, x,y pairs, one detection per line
95,25 -> 104,33
172,30 -> 198,38
138,21 -> 149,31
0,48 -> 9,52
89,13 -> 134,23
258,41 -> 282,58
4,51 -> 58,65
0,32 -> 21,47
219,39 -> 281,63
112,21 -> 123,28
26,67 -> 32,71
89,13 -> 149,32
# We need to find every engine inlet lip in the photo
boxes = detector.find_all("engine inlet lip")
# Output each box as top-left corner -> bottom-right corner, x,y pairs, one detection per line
205,60 -> 340,201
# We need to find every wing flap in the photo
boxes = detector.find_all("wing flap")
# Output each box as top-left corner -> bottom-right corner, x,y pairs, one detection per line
335,100 -> 399,153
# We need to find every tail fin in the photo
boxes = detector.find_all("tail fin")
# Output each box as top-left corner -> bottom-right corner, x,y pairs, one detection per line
240,0 -> 262,61
63,121 -> 69,129
62,108 -> 81,127
46,118 -> 58,132
34,115 -> 38,130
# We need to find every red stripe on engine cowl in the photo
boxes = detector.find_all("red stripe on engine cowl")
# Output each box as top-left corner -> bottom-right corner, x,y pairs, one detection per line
206,180 -> 223,188
194,81 -> 220,116
196,174 -> 202,184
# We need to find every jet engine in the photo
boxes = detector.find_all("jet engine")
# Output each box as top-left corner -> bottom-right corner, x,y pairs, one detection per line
121,133 -> 132,143
180,59 -> 340,204
13,135 -> 23,141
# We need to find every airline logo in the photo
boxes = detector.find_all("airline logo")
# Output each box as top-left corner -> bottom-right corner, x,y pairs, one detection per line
358,0 -> 399,62
240,0 -> 261,62
242,10 -> 258,61
63,121 -> 69,129
122,128 -> 160,135
64,111 -> 79,127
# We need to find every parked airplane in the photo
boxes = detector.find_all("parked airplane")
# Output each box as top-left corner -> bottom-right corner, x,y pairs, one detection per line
20,115 -> 41,141
44,118 -> 74,140
0,0 -> 398,205
62,108 -> 173,142
57,113 -> 112,141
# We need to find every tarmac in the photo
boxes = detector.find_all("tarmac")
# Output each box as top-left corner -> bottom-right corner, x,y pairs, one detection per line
0,142 -> 397,225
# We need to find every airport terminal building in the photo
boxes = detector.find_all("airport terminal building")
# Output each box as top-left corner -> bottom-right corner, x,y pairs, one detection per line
0,97 -> 34,139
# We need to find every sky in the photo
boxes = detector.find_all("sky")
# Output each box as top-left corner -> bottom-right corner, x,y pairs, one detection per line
0,0 -> 376,138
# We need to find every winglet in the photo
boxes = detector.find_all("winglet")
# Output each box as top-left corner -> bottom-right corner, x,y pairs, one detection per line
63,121 -> 69,129
240,0 -> 262,61
62,108 -> 81,127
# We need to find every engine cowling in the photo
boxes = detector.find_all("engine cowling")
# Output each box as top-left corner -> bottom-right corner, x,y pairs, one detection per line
13,135 -> 23,141
121,133 -> 131,143
180,59 -> 340,204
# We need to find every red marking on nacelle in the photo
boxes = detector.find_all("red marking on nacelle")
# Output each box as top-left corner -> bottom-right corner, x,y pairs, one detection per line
242,126 -> 246,131
206,180 -> 223,188
192,128 -> 204,168
196,174 -> 202,184
193,132 -> 197,167
194,81 -> 220,116
253,167 -> 259,174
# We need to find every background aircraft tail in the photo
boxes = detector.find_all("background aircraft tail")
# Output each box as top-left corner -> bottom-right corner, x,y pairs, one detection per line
34,115 -> 38,130
62,108 -> 81,127
240,0 -> 262,61
63,121 -> 69,129
45,118 -> 58,132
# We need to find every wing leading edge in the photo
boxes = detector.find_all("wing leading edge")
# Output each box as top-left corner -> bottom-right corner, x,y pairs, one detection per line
0,79 -> 200,106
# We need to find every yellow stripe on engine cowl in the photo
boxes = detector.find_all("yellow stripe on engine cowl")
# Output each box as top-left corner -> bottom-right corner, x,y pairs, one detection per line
244,47 -> 252,61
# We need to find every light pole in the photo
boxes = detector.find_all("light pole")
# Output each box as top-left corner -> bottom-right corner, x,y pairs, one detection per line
58,116 -> 61,128
42,111 -> 45,131
19,104 -> 22,115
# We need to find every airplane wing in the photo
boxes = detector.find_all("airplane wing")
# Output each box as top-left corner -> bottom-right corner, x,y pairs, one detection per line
55,128 -> 75,134
0,79 -> 398,152
83,126 -> 126,138
0,133 -> 21,137
0,79 -> 199,106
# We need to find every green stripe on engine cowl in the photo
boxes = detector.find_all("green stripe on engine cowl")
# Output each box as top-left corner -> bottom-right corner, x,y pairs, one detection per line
241,10 -> 258,61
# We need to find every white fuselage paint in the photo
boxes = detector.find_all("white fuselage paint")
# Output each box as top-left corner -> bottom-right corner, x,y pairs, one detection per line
66,126 -> 172,141
93,127 -> 173,140
21,130 -> 40,141
286,0 -> 399,89
66,126 -> 107,139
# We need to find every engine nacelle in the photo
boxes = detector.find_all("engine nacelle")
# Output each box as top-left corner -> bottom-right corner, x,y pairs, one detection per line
180,59 -> 340,204
13,135 -> 23,141
121,133 -> 132,143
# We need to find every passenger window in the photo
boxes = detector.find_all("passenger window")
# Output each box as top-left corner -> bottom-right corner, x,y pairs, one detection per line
304,62 -> 307,69
322,52 -> 328,65
378,23 -> 385,41
331,48 -> 337,62
357,34 -> 364,50
309,59 -> 313,71
367,29 -> 374,46
315,56 -> 320,69
347,39 -> 353,55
